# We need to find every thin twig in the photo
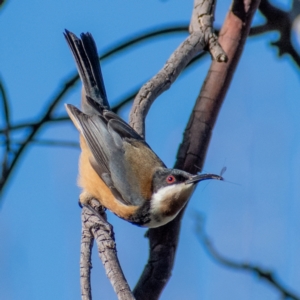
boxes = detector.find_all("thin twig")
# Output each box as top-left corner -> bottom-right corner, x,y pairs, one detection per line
0,25 -> 190,194
0,116 -> 70,133
0,51 -> 207,135
0,78 -> 10,183
0,139 -> 79,148
195,214 -> 300,300
0,79 -> 10,133
1,6 -> 299,191
0,52 -> 209,163
46,26 -> 190,120
258,0 -> 300,68
0,18 -> 293,134
0,0 -> 7,9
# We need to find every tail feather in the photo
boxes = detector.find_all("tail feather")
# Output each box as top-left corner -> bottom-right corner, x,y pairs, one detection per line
64,30 -> 110,113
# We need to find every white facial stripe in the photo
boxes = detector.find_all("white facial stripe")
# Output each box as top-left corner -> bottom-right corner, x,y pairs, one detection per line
150,183 -> 187,212
146,183 -> 193,228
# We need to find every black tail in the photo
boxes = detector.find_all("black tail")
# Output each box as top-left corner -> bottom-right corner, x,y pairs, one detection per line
64,30 -> 110,113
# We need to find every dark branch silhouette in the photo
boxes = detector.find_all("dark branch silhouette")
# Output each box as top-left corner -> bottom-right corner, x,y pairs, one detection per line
0,0 -> 6,9
195,214 -> 300,300
0,139 -> 79,148
258,0 -> 300,67
0,77 -> 11,186
133,1 -> 261,298
1,1 -> 300,298
0,25 -> 191,195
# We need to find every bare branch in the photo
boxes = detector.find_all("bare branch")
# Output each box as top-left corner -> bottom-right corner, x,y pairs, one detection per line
0,78 -> 11,186
189,0 -> 227,62
81,200 -> 135,300
111,86 -> 141,114
0,72 -> 79,193
0,25 -> 190,194
258,0 -> 300,67
0,78 -> 10,132
112,51 -> 208,116
0,0 -> 7,9
46,26 -> 190,120
129,33 -> 206,137
46,25 -> 190,119
134,1 -> 260,298
0,139 -> 79,148
130,0 -> 227,137
0,116 -> 70,133
195,214 -> 300,300
176,0 -> 261,172
0,52 -> 208,136
1,4 -> 298,193
80,208 -> 94,300
101,25 -> 188,60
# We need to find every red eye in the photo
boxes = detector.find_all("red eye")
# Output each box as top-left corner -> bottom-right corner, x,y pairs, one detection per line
166,175 -> 175,184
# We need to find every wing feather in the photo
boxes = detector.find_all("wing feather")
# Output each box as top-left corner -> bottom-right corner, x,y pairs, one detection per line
64,31 -> 165,208
66,103 -> 152,206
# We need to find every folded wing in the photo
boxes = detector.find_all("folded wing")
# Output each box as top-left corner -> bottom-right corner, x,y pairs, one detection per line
66,104 -> 165,207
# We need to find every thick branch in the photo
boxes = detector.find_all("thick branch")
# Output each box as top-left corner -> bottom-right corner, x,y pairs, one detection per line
134,1 -> 260,299
176,0 -> 261,171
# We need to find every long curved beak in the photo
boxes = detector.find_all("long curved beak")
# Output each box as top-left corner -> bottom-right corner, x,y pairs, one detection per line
185,173 -> 223,185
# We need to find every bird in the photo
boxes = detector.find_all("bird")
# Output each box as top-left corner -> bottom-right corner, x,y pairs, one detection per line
64,30 -> 223,228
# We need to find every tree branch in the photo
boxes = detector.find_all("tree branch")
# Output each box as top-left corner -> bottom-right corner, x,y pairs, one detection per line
133,1 -> 260,299
195,214 -> 300,300
0,77 -> 11,180
0,25 -> 190,195
0,139 -> 79,148
258,0 -> 300,67
81,200 -> 135,300
1,5 -> 299,193
80,208 -> 94,300
130,0 -> 227,138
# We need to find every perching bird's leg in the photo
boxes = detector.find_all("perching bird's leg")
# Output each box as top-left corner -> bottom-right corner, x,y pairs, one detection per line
82,204 -> 111,232
80,190 -> 112,233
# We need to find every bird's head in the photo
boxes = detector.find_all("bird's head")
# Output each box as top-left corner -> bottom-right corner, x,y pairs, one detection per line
146,168 -> 223,227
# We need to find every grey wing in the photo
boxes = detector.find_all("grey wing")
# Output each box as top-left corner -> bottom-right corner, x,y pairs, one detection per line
65,104 -> 146,206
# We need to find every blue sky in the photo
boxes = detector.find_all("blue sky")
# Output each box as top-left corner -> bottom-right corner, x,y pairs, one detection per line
1,0 -> 299,299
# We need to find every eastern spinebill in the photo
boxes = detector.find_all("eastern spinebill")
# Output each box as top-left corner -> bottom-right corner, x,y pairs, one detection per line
64,30 -> 222,228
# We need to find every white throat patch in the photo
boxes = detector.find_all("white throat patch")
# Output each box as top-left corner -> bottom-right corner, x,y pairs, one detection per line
146,183 -> 194,228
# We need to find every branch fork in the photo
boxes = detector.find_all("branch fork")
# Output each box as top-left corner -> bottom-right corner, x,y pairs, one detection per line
79,0 -> 262,299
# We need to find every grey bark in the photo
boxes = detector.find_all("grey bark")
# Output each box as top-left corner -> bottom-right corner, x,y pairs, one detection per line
81,200 -> 135,300
129,0 -> 227,138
